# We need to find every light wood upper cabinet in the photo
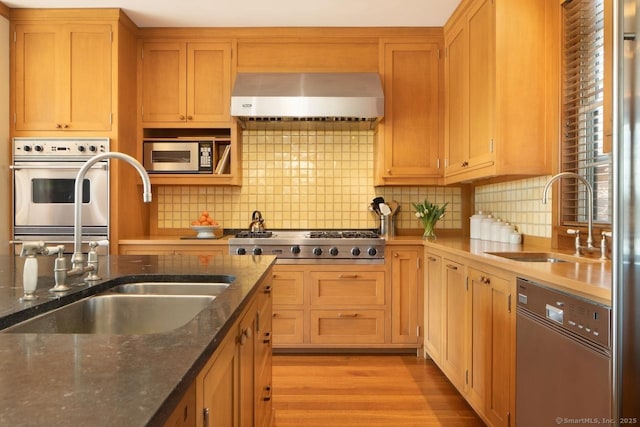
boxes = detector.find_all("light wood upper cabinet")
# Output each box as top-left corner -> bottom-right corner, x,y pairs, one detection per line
140,41 -> 232,125
13,23 -> 112,132
376,39 -> 443,186
443,0 -> 551,183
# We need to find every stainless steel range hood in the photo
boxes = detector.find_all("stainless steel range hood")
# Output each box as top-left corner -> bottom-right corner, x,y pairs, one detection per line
231,72 -> 384,129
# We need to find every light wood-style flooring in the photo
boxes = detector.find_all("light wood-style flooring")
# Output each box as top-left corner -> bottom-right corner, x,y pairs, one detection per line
272,354 -> 485,427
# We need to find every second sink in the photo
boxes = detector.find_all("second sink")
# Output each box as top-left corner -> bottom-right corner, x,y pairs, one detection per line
110,282 -> 230,296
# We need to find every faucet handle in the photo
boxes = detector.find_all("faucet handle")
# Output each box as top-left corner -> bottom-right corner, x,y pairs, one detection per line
602,230 -> 612,238
567,228 -> 581,236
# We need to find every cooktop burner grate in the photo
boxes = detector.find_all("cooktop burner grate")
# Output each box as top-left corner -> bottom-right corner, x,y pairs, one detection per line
234,231 -> 274,238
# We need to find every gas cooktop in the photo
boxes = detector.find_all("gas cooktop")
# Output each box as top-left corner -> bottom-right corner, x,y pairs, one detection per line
228,229 -> 384,263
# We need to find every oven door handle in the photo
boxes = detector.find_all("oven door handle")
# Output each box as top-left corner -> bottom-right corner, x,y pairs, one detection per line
10,164 -> 108,171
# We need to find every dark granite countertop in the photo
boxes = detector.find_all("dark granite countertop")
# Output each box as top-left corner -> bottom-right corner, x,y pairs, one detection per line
0,254 -> 276,426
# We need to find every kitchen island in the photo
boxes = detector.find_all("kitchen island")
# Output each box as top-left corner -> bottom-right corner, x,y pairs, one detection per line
0,253 -> 276,426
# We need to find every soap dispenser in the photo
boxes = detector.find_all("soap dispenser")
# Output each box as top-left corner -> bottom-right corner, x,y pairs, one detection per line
19,241 -> 46,301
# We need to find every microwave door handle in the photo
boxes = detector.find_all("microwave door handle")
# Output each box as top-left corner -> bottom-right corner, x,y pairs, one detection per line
10,164 -> 108,171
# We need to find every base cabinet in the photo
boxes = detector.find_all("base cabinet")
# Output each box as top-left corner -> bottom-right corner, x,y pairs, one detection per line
389,245 -> 423,344
423,250 -> 443,364
440,257 -> 468,392
195,274 -> 273,427
423,248 -> 514,427
468,267 -> 512,427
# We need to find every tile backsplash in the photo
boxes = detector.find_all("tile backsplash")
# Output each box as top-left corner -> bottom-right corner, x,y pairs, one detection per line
156,129 -> 462,231
474,176 -> 552,238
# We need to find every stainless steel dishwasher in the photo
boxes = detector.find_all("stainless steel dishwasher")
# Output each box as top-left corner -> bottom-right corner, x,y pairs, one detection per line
516,277 -> 612,426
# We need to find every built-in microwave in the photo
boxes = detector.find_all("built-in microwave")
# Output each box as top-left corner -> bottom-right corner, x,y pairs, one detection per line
143,138 -> 214,174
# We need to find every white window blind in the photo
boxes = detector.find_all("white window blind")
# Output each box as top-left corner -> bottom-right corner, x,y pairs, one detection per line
562,0 -> 612,225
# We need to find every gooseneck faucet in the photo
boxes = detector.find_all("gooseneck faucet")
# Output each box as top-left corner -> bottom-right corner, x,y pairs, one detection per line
70,152 -> 152,277
542,172 -> 595,255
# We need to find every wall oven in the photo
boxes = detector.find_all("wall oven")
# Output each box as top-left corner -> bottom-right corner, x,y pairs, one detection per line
11,137 -> 110,254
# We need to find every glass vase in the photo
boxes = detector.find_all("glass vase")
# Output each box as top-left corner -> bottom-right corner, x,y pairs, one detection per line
422,222 -> 437,240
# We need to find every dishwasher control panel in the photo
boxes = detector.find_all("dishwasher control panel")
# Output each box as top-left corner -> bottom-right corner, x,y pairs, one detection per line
516,278 -> 611,349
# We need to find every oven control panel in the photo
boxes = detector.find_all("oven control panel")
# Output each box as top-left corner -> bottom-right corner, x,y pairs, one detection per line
13,137 -> 110,160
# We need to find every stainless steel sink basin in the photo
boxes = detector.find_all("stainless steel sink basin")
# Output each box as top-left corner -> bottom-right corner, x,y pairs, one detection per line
4,294 -> 215,334
109,282 -> 230,296
485,251 -> 601,263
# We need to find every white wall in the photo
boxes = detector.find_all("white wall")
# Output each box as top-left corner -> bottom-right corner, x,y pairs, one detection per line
0,16 -> 9,254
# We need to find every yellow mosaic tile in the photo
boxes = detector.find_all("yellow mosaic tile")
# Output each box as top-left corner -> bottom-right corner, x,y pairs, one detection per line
155,129 -> 464,231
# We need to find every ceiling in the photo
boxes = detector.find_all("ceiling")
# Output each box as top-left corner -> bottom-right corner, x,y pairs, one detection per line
1,0 -> 462,28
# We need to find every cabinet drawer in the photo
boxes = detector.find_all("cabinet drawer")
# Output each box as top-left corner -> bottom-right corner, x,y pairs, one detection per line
310,310 -> 385,344
272,271 -> 304,305
272,310 -> 304,345
255,362 -> 273,427
310,271 -> 385,306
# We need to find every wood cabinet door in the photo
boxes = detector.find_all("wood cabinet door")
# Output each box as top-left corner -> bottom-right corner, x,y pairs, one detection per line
381,42 -> 442,182
272,310 -> 304,346
238,299 -> 256,427
310,309 -> 385,344
187,42 -> 232,123
424,251 -> 444,363
468,267 -> 511,427
141,42 -> 187,123
441,258 -> 468,392
14,24 -> 64,131
201,332 -> 237,427
14,23 -> 112,131
443,19 -> 468,176
310,271 -> 385,306
390,246 -> 423,344
66,24 -> 112,131
466,0 -> 495,171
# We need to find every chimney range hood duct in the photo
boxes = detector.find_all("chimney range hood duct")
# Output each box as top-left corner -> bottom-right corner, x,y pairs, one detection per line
231,72 -> 384,129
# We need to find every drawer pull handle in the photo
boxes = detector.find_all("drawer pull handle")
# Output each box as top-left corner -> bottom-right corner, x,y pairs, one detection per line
446,264 -> 458,270
428,256 -> 437,262
339,274 -> 358,279
263,332 -> 271,344
263,285 -> 272,294
338,313 -> 358,318
272,313 -> 278,318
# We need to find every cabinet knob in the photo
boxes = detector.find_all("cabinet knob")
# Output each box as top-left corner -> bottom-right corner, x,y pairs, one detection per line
56,124 -> 62,129
187,115 -> 193,120
239,327 -> 252,345
63,124 -> 69,129
179,114 -> 185,120
461,161 -> 469,167
263,285 -> 272,294
387,169 -> 392,174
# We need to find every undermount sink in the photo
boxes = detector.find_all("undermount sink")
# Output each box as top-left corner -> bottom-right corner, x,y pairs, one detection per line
109,282 -> 230,296
485,251 -> 602,263
4,294 -> 215,335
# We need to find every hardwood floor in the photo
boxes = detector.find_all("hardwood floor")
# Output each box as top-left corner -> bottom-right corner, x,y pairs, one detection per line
272,354 -> 485,427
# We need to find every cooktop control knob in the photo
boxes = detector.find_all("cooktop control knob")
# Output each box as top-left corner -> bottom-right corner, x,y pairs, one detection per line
253,247 -> 263,255
291,245 -> 301,255
89,145 -> 97,152
78,145 -> 86,152
329,247 -> 339,256
367,247 -> 377,256
313,247 -> 323,256
351,247 -> 361,256
236,248 -> 246,255
33,145 -> 43,152
23,145 -> 32,152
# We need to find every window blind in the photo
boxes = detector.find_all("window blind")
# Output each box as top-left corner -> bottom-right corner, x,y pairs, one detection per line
561,0 -> 612,225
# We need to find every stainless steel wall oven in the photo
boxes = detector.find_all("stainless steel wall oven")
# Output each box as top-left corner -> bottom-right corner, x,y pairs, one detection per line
11,137 -> 110,254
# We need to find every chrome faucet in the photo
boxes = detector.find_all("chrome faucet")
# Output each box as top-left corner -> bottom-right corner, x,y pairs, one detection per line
63,152 -> 152,284
542,172 -> 596,256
